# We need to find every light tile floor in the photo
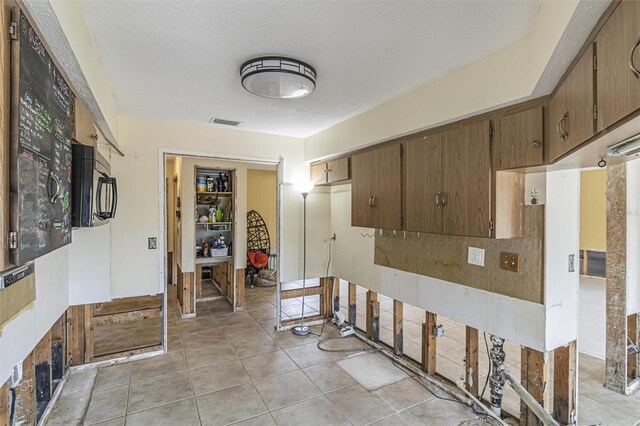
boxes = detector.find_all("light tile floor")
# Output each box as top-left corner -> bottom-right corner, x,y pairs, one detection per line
78,284 -> 485,426
67,282 -> 640,425
337,281 -> 640,425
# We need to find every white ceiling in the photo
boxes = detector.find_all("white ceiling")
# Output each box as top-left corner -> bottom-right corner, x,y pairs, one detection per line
81,0 -> 542,138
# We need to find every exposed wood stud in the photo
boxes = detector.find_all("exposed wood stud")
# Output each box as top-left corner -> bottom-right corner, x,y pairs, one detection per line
605,163 -> 628,393
553,340 -> 577,425
393,300 -> 403,356
91,308 -> 162,327
66,305 -> 85,367
84,303 -> 94,363
321,277 -> 332,318
628,314 -> 638,380
422,312 -> 437,375
520,347 -> 550,425
465,326 -> 479,397
366,291 -> 377,340
235,269 -> 245,310
348,282 -> 357,326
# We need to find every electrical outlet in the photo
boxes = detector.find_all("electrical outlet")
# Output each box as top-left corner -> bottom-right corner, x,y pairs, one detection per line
467,247 -> 485,267
500,252 -> 520,272
148,237 -> 157,250
568,254 -> 575,272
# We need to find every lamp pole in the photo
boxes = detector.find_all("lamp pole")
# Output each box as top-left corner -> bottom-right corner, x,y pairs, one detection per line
292,190 -> 310,336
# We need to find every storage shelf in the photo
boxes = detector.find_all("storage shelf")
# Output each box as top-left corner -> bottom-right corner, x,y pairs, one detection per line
196,192 -> 233,196
196,222 -> 232,226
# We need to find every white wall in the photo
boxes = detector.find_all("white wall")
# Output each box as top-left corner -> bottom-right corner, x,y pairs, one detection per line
68,225 -> 111,305
0,248 -> 69,385
544,170 -> 580,351
111,116 -> 308,297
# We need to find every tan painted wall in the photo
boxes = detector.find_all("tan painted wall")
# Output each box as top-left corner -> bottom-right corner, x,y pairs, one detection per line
580,170 -> 607,252
247,169 -> 277,247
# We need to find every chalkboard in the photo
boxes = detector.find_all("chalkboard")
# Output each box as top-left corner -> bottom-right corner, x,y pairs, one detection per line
10,9 -> 72,265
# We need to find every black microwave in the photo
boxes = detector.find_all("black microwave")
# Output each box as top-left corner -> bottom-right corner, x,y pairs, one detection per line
71,143 -> 117,227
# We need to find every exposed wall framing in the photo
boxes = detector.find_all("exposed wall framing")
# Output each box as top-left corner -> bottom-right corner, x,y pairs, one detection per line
421,312 -> 437,375
465,326 -> 479,397
553,340 -> 577,425
605,163 -> 630,393
393,300 -> 403,356
520,347 -> 550,425
280,277 -> 335,328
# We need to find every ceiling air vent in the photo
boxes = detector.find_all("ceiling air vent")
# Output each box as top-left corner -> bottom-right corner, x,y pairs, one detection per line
209,117 -> 241,127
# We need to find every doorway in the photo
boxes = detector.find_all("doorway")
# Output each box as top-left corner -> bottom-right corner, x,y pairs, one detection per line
160,152 -> 282,349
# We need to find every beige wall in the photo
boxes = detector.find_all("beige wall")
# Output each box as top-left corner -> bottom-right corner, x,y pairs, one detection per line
247,169 -> 277,247
110,116 -> 313,298
580,169 -> 607,252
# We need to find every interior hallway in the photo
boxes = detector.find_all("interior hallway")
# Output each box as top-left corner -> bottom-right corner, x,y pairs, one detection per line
51,285 -> 492,426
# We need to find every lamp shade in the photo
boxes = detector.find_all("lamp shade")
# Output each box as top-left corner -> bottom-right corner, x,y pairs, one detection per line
294,179 -> 315,194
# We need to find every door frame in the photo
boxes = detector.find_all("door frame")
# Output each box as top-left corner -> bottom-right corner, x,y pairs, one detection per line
158,148 -> 282,352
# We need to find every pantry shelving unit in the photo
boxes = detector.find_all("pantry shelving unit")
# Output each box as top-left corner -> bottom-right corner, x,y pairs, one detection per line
194,167 -> 236,303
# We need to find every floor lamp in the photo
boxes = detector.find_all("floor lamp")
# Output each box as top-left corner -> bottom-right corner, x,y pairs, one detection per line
292,180 -> 315,336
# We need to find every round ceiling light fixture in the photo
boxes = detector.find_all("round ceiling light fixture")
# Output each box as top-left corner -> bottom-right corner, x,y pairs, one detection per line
240,56 -> 316,99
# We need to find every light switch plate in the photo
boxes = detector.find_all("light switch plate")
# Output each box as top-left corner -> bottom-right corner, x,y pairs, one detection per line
148,237 -> 157,250
568,254 -> 575,272
468,247 -> 485,267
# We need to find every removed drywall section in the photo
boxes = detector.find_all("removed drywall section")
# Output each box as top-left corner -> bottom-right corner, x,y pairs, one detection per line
247,169 -> 277,246
374,206 -> 544,303
580,169 -> 606,252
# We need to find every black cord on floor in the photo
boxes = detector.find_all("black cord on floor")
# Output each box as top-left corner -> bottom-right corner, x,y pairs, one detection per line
307,238 -> 334,339
316,334 -> 377,353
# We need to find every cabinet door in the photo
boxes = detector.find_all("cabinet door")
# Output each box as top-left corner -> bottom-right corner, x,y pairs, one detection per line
351,144 -> 402,230
499,107 -> 544,169
442,120 -> 492,237
405,133 -> 443,233
596,1 -> 640,131
326,157 -> 350,183
310,162 -> 327,185
548,45 -> 595,162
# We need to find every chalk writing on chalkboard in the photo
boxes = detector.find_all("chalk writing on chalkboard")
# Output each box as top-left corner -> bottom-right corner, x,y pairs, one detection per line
10,9 -> 73,265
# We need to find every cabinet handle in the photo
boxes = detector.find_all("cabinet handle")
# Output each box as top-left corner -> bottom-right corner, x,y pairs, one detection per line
368,196 -> 376,207
435,192 -> 442,208
47,172 -> 61,204
441,192 -> 448,208
530,140 -> 541,148
557,111 -> 569,141
629,34 -> 640,81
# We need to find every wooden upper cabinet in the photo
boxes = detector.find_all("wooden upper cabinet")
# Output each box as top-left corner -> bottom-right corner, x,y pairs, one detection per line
310,162 -> 327,184
442,120 -> 492,238
548,44 -> 595,163
73,98 -> 98,147
326,157 -> 350,183
499,107 -> 544,169
351,144 -> 402,230
405,133 -> 443,234
596,0 -> 640,131
310,157 -> 350,185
